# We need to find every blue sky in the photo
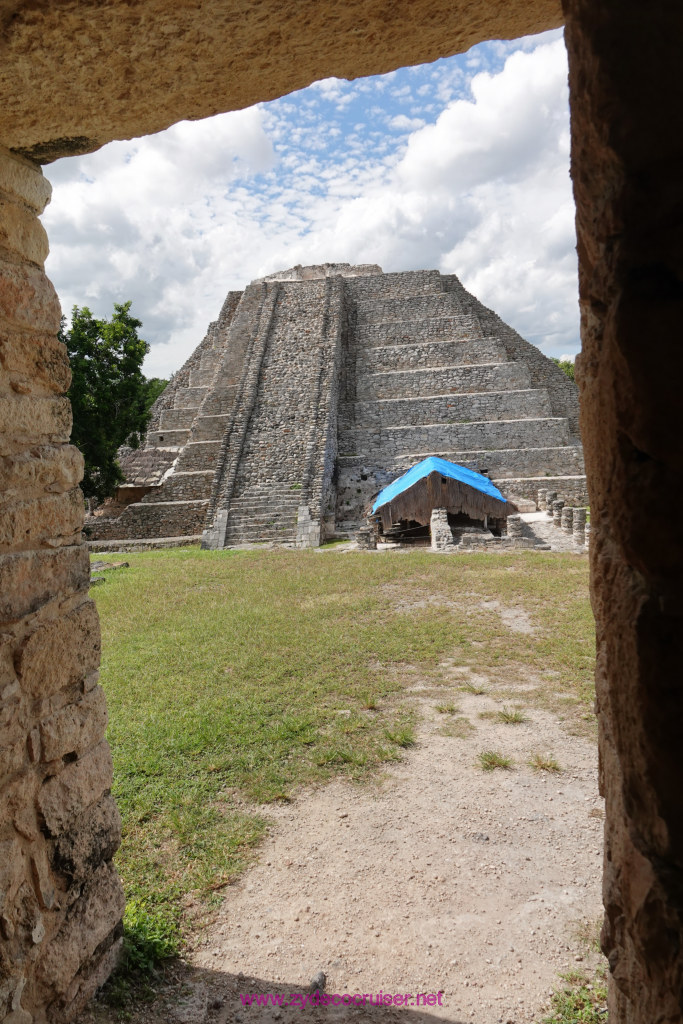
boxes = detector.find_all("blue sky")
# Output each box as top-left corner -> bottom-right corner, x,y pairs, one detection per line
42,28 -> 578,379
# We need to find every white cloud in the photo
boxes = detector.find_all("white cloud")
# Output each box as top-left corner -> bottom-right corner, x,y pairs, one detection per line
388,114 -> 426,132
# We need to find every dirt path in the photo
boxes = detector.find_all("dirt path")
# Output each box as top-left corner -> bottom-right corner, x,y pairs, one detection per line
82,670 -> 604,1024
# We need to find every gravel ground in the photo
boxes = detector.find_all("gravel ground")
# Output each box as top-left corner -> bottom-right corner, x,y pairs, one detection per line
80,667 -> 604,1024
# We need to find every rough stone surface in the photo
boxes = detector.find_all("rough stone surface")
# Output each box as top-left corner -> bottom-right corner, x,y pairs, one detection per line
564,1 -> 683,1019
0,146 -> 120,1024
429,507 -> 454,550
0,329 -> 73,395
0,1 -> 561,160
37,741 -> 114,839
88,265 -> 585,546
15,600 -> 100,697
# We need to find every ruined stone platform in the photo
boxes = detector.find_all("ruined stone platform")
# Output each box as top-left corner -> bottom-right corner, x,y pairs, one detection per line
87,263 -> 585,547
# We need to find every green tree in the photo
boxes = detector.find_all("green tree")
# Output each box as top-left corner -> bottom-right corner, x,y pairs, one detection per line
551,357 -> 576,382
61,302 -> 165,500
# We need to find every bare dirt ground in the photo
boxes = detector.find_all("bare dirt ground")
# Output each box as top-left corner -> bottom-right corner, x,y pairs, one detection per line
80,665 -> 604,1024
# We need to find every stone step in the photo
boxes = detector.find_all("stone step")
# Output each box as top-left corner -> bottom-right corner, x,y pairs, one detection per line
355,314 -> 482,347
355,292 -> 461,327
147,428 -> 190,447
159,407 -> 197,431
143,470 -> 214,502
357,338 -> 507,373
174,440 -> 222,472
225,514 -> 297,529
173,386 -> 207,410
227,514 -> 298,527
229,496 -> 303,509
225,526 -> 297,542
344,270 -> 444,301
189,351 -> 223,388
340,389 -> 551,430
193,414 -> 230,441
338,417 -> 571,458
392,445 -> 586,479
202,386 -> 237,416
228,503 -> 302,516
357,362 -> 530,401
90,499 -> 209,540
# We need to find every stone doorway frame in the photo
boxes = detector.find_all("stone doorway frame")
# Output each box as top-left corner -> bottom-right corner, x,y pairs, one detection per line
1,1 -> 681,1021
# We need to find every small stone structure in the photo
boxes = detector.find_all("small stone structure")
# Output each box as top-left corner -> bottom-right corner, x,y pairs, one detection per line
572,507 -> 587,545
430,508 -> 456,550
506,514 -> 524,538
561,505 -> 574,533
552,498 -> 565,527
86,264 -> 586,548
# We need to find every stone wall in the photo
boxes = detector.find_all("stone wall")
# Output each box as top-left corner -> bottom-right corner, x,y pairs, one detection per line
0,145 -> 122,1024
447,276 -> 582,439
564,2 -> 683,1019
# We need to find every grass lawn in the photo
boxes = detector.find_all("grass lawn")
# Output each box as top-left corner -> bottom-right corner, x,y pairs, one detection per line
92,546 -> 594,965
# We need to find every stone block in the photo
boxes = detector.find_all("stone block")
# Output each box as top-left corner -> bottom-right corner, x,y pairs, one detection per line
0,147 -> 52,214
0,736 -> 25,779
58,934 -> 123,1024
0,488 -> 84,551
39,686 -> 108,762
506,514 -> 523,538
37,741 -> 113,837
0,396 -> 72,454
0,545 -> 89,624
430,507 -> 455,550
0,195 -> 49,265
0,838 -> 25,914
51,794 -> 121,886
0,447 -> 83,502
36,862 -> 124,995
0,257 -> 61,333
0,773 -> 39,840
30,845 -> 56,911
0,328 -> 72,395
15,598 -> 100,698
0,676 -> 27,751
3,974 -> 34,1024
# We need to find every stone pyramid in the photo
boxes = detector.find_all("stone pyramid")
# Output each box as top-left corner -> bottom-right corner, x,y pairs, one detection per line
87,263 -> 585,547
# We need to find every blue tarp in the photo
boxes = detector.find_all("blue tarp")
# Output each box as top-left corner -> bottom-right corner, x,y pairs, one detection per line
372,456 -> 506,514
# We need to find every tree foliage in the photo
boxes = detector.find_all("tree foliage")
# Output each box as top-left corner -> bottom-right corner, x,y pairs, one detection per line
551,357 -> 576,382
61,302 -> 167,500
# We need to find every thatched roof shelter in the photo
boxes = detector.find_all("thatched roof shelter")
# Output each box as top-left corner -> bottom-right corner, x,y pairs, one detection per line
371,456 -> 508,532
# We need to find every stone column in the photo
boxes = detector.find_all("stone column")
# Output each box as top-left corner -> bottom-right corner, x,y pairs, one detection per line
295,505 -> 321,548
584,520 -> 590,549
545,490 -> 557,517
506,514 -> 523,539
0,146 -> 123,1023
355,525 -> 376,550
537,488 -> 547,511
430,508 -> 454,551
561,506 -> 574,534
552,498 -> 564,527
564,2 -> 683,1019
573,507 -> 587,546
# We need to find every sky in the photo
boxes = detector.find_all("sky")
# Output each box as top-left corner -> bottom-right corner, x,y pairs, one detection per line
42,28 -> 578,380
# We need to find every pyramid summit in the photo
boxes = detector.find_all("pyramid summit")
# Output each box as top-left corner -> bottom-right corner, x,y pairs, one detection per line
87,263 -> 586,547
